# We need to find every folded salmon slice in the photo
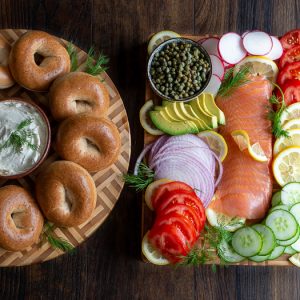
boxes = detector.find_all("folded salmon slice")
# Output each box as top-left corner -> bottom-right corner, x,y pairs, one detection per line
209,78 -> 273,220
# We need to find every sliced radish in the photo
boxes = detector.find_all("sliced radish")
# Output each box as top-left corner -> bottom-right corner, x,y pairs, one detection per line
223,61 -> 233,69
203,74 -> 222,97
264,36 -> 283,60
242,31 -> 273,56
198,37 -> 208,44
218,33 -> 247,64
241,30 -> 250,38
201,37 -> 220,57
209,54 -> 225,79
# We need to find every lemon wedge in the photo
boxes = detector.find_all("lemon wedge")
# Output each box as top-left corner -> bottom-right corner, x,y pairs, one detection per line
147,30 -> 180,55
197,130 -> 228,161
142,232 -> 170,265
289,253 -> 300,267
280,102 -> 300,126
272,146 -> 300,186
282,118 -> 300,130
273,129 -> 300,156
231,130 -> 268,162
233,56 -> 279,83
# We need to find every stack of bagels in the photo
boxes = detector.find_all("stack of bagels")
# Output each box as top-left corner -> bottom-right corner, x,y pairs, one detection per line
0,30 -> 121,251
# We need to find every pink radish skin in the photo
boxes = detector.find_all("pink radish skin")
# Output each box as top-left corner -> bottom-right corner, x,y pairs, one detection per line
203,74 -> 222,97
209,54 -> 225,80
242,31 -> 273,56
242,30 -> 250,38
218,32 -> 247,64
201,37 -> 220,57
198,37 -> 208,44
264,36 -> 283,60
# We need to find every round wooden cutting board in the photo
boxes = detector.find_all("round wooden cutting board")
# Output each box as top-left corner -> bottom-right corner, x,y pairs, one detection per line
0,29 -> 131,266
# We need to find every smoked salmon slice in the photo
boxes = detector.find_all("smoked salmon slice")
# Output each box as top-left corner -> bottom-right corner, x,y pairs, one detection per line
209,78 -> 273,220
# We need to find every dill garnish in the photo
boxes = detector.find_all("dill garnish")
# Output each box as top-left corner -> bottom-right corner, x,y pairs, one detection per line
85,47 -> 109,76
67,42 -> 79,72
217,66 -> 250,97
123,163 -> 155,191
0,118 -> 38,152
42,222 -> 75,253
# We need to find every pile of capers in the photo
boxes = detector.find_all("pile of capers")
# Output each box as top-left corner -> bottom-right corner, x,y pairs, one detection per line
149,41 -> 211,100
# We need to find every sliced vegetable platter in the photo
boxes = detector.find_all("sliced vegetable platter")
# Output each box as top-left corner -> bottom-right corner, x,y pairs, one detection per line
131,29 -> 300,268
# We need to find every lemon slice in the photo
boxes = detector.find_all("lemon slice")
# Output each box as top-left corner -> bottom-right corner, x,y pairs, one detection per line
282,118 -> 300,130
142,232 -> 170,265
272,146 -> 300,186
147,30 -> 180,54
280,102 -> 300,126
231,130 -> 268,162
197,130 -> 228,161
289,253 -> 300,267
273,129 -> 300,156
233,56 -> 279,83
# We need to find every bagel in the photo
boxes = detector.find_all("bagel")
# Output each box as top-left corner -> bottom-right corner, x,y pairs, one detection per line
0,185 -> 43,251
35,161 -> 97,227
49,72 -> 110,121
0,36 -> 15,89
56,114 -> 121,172
8,30 -> 70,91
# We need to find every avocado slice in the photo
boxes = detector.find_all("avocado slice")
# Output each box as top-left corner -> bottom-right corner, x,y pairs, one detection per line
149,111 -> 198,135
201,93 -> 226,125
190,99 -> 218,128
184,105 -> 210,130
154,106 -> 164,111
197,94 -> 214,117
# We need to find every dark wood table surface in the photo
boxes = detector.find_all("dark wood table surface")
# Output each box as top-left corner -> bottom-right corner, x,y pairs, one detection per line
0,0 -> 299,299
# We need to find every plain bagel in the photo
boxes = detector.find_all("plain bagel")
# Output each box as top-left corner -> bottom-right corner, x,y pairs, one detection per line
0,36 -> 15,89
8,30 -> 70,91
49,72 -> 110,121
0,185 -> 43,251
56,114 -> 121,172
35,161 -> 97,227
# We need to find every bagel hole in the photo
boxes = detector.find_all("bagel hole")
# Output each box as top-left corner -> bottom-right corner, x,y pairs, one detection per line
11,210 -> 29,229
75,100 -> 93,113
34,53 -> 46,66
85,138 -> 101,154
62,188 -> 73,213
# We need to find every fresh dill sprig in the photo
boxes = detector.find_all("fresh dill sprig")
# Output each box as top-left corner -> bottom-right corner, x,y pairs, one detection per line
67,42 -> 79,72
217,66 -> 250,97
85,46 -> 109,76
0,118 -> 38,152
42,222 -> 75,253
123,163 -> 155,191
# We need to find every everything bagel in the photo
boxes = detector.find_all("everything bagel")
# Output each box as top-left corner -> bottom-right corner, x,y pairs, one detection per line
35,161 -> 97,227
49,72 -> 110,121
56,114 -> 121,172
0,185 -> 43,251
8,30 -> 70,91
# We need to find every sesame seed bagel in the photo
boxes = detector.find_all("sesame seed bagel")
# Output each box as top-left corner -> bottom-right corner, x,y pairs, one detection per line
56,114 -> 121,172
49,72 -> 110,121
0,36 -> 15,89
8,30 -> 70,91
0,185 -> 43,251
36,161 -> 97,227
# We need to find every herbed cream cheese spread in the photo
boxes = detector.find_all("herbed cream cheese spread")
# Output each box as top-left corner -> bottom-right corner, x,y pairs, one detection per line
0,100 -> 48,176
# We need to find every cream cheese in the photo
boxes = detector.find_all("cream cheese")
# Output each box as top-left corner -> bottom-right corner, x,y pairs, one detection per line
0,100 -> 48,176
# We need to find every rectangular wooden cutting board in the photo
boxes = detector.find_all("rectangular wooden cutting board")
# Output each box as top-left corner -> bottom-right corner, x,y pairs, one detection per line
141,35 -> 292,267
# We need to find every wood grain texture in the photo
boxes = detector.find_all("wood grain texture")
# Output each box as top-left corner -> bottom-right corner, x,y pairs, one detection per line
0,0 -> 299,299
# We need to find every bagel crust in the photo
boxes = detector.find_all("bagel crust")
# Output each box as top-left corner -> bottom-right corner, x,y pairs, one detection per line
0,36 -> 15,89
35,161 -> 97,227
56,114 -> 121,172
49,72 -> 110,121
8,31 -> 70,91
0,185 -> 43,251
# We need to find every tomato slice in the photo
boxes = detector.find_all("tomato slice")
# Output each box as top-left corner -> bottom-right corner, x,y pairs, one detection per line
279,79 -> 300,106
280,29 -> 300,50
279,45 -> 300,69
277,62 -> 300,85
151,181 -> 195,210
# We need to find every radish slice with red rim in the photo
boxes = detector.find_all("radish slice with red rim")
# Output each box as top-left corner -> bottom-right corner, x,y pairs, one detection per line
198,37 -> 208,44
264,36 -> 283,60
242,31 -> 273,56
203,74 -> 222,96
241,30 -> 250,38
210,54 -> 225,79
201,37 -> 220,57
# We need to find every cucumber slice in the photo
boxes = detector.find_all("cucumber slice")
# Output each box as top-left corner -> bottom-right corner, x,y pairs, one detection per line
290,203 -> 300,225
252,224 -> 276,255
281,182 -> 300,206
277,227 -> 300,246
248,254 -> 270,262
232,227 -> 263,257
269,204 -> 290,213
285,245 -> 297,255
265,210 -> 298,241
291,234 -> 300,251
218,239 -> 245,263
268,245 -> 285,260
272,191 -> 282,207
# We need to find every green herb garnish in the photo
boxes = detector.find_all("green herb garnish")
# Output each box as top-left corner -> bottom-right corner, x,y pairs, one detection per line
217,66 -> 250,97
67,42 -> 78,72
85,47 -> 109,76
123,163 -> 154,191
42,222 -> 75,253
0,118 -> 38,152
